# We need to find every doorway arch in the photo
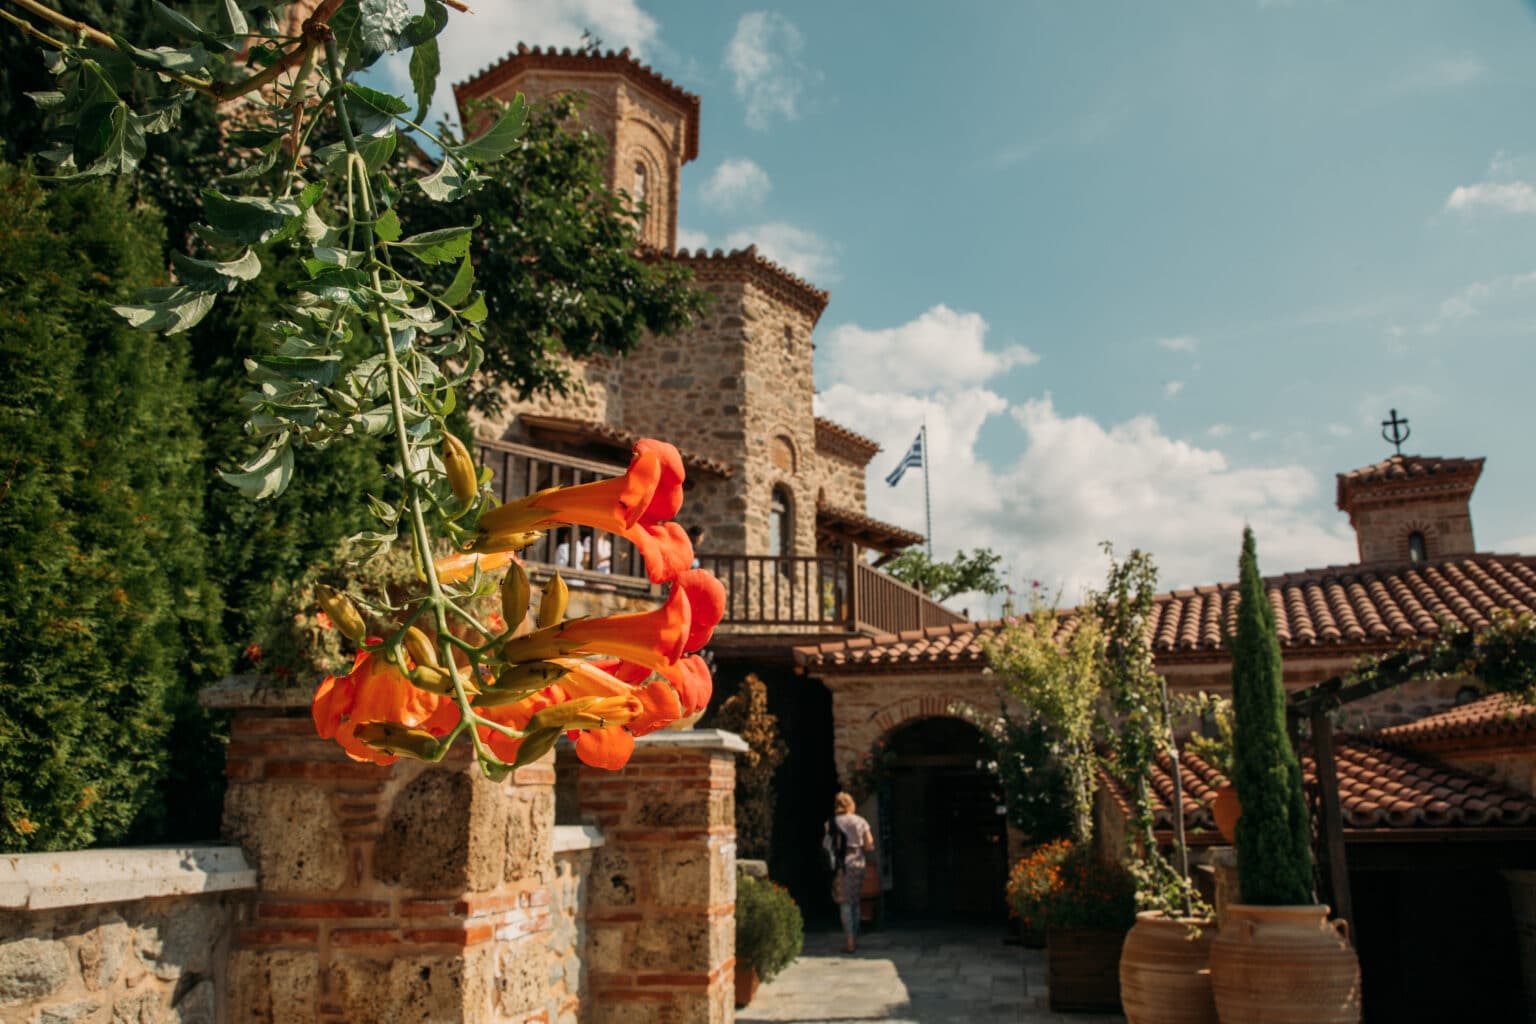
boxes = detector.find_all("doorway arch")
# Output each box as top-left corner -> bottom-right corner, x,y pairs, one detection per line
878,716 -> 1009,920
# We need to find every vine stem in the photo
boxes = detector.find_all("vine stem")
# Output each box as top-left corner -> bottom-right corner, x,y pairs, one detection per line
324,37 -> 508,767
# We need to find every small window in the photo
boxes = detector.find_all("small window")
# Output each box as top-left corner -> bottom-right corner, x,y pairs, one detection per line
768,486 -> 792,557
784,325 -> 795,354
633,162 -> 648,228
1408,531 -> 1427,563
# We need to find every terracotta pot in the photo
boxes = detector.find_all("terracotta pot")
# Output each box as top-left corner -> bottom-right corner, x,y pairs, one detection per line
734,964 -> 760,1008
1048,926 -> 1128,1013
1119,912 -> 1218,1024
1209,904 -> 1361,1023
1211,785 -> 1240,843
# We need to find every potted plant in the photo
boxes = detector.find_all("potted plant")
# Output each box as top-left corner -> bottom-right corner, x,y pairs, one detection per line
1039,842 -> 1138,1013
735,871 -> 804,1007
1093,548 -> 1219,1024
1207,529 -> 1360,1024
1006,838 -> 1073,947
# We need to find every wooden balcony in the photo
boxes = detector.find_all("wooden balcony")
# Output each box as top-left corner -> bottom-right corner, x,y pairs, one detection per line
477,437 -> 966,637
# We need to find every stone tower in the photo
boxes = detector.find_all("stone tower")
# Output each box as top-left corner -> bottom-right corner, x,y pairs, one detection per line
1335,454 -> 1484,565
454,45 -> 699,251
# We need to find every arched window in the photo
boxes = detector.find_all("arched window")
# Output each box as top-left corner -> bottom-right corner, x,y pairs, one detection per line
1408,531 -> 1428,563
769,486 -> 792,557
632,162 -> 648,229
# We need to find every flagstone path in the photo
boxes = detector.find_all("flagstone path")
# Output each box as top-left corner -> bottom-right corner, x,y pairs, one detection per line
736,924 -> 1127,1024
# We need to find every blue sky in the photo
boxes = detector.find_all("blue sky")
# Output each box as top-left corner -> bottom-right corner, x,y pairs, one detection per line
411,1 -> 1536,609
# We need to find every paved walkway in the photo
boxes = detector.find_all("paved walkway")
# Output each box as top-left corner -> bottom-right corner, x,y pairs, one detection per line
736,925 -> 1126,1024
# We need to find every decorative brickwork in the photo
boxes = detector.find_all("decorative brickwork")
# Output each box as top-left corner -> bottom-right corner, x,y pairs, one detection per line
1335,454 -> 1483,564
574,731 -> 745,1024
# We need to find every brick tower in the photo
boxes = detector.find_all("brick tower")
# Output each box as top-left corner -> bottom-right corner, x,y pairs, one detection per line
1336,454 -> 1484,564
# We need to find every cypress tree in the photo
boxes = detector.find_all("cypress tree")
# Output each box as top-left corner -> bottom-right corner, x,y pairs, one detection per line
1230,527 -> 1314,904
0,167 -> 220,850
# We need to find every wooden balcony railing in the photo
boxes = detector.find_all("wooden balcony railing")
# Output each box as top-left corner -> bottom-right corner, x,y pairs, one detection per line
696,550 -> 966,636
478,438 -> 967,635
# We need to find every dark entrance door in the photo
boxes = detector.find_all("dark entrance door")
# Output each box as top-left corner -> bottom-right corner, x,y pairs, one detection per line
883,717 -> 1008,920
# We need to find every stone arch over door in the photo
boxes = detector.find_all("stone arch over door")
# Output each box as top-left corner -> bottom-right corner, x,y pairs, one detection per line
836,691 -> 976,782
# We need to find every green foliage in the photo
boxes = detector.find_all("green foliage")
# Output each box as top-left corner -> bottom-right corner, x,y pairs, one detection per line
1174,691 -> 1234,778
844,737 -> 896,804
883,547 -> 1005,602
735,872 -> 804,981
1006,838 -> 1072,929
0,168 -> 220,850
952,703 -> 1071,841
1009,840 -> 1136,932
394,93 -> 707,413
982,599 -> 1104,843
712,674 -> 788,860
1230,528 -> 1314,905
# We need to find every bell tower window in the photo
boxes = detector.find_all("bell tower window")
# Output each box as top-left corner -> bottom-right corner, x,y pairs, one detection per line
769,487 -> 792,557
632,162 -> 648,229
1408,531 -> 1428,563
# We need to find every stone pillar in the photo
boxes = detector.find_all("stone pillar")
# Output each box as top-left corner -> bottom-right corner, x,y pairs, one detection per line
204,679 -> 558,1024
576,729 -> 745,1024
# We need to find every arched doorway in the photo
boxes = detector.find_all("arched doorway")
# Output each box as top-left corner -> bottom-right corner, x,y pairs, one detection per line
879,717 -> 1008,920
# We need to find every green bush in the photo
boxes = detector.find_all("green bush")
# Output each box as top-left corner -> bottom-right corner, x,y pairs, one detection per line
0,167 -> 220,850
736,872 -> 804,981
1040,843 -> 1137,931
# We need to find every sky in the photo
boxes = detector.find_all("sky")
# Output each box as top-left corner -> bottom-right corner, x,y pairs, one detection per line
394,0 -> 1536,613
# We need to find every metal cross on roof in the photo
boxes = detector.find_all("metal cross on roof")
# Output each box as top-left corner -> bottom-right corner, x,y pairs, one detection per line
1381,408 -> 1410,455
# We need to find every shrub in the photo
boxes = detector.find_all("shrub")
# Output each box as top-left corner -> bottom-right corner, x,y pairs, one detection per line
1008,840 -> 1136,932
1006,839 -> 1073,930
712,675 -> 788,860
736,872 -> 804,981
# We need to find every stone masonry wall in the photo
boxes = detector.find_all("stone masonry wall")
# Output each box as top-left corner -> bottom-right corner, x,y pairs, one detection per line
0,892 -> 239,1024
547,843 -> 597,1024
1349,497 -> 1476,565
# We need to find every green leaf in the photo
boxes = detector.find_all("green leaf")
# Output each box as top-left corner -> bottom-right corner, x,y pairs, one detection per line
218,141 -> 282,183
331,0 -> 410,70
440,254 -> 475,306
219,438 -> 294,501
221,0 -> 248,36
407,36 -> 440,123
454,95 -> 527,163
112,36 -> 211,74
137,95 -> 189,135
113,285 -> 216,334
400,0 -> 449,48
25,91 -> 65,110
460,293 -> 488,323
375,208 -> 402,242
345,82 -> 410,116
170,248 -> 261,291
393,225 -> 471,265
201,189 -> 299,244
417,158 -> 466,201
357,131 -> 397,175
152,1 -> 236,50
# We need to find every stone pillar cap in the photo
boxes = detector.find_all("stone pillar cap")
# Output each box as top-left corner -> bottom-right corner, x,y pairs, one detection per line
635,729 -> 748,754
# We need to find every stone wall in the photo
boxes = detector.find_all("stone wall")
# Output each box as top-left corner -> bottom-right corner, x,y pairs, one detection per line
0,847 -> 254,1024
547,828 -> 603,1024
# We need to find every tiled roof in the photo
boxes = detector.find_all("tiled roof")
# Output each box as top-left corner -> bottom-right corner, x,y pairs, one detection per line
1375,692 -> 1536,751
1336,454 -> 1483,511
815,502 -> 924,553
794,554 -> 1536,671
1103,743 -> 1536,834
454,45 -> 701,162
671,246 -> 831,323
815,418 -> 881,465
515,414 -> 734,477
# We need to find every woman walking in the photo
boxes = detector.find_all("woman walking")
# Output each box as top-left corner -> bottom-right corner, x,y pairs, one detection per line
824,791 -> 875,953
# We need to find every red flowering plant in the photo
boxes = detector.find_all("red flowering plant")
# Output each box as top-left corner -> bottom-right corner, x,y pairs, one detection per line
0,1 -> 723,778
1006,839 -> 1136,933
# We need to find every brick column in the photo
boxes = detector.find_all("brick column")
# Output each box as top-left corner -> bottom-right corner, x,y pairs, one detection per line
204,679 -> 559,1024
576,729 -> 746,1024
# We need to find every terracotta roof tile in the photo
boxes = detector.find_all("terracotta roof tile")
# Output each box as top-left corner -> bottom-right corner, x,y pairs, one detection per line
794,553 -> 1536,671
1104,742 -> 1536,834
454,45 -> 701,162
815,417 -> 881,465
1375,693 -> 1536,751
670,246 -> 830,322
1336,454 -> 1484,512
516,414 -> 733,477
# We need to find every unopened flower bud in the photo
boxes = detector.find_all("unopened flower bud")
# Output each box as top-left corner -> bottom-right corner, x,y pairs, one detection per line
353,722 -> 441,760
500,561 -> 530,632
472,530 -> 545,554
403,625 -> 439,668
474,660 -> 568,708
442,431 -> 478,506
526,694 -> 641,733
538,573 -> 569,630
408,664 -> 459,695
316,585 -> 367,642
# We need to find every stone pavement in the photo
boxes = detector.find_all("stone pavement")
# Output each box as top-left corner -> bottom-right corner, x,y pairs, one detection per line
736,924 -> 1126,1024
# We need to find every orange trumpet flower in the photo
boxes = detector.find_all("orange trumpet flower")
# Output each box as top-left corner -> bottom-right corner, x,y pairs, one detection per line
312,647 -> 460,765
500,581 -> 692,671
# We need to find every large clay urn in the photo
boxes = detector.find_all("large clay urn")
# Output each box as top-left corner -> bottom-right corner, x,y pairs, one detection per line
1209,904 -> 1361,1023
1119,912 -> 1218,1024
1211,785 -> 1240,843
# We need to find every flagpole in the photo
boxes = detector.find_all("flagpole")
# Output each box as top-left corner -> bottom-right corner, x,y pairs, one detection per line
921,421 -> 932,558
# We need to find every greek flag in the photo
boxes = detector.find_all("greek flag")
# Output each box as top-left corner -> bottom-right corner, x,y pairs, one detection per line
884,431 -> 924,487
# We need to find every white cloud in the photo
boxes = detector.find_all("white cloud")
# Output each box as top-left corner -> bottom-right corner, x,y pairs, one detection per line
725,11 -> 814,131
1164,380 -> 1185,399
700,158 -> 772,211
816,384 -> 1355,606
1157,336 -> 1198,353
1445,181 -> 1536,215
675,226 -> 710,252
1207,424 -> 1232,439
821,305 -> 1038,394
724,222 -> 839,282
378,0 -> 660,136
1496,533 -> 1536,555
